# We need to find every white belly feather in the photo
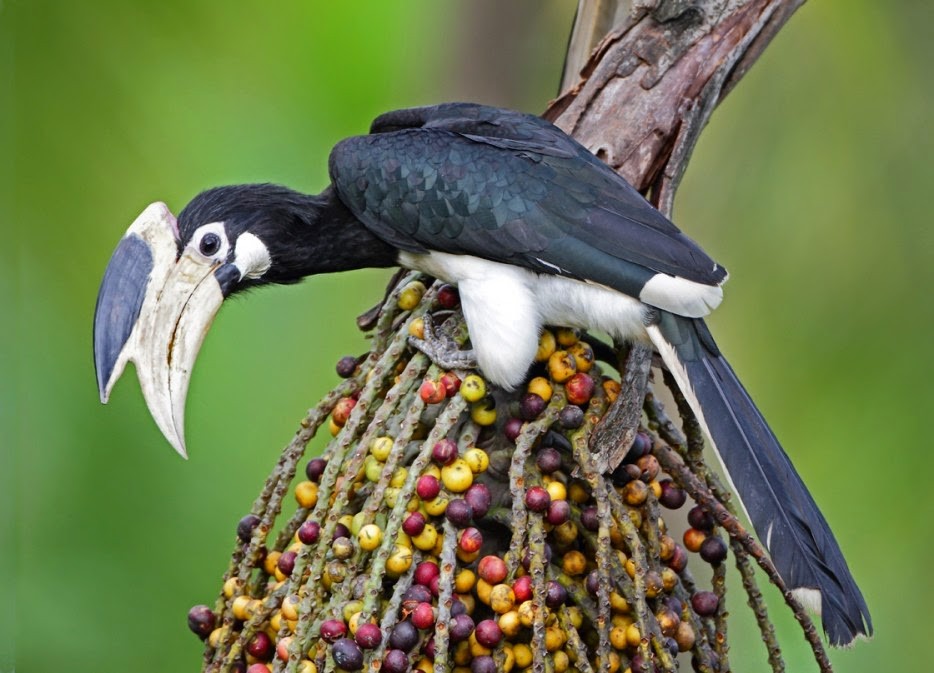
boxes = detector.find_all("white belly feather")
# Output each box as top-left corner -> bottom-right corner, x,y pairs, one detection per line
399,251 -> 656,389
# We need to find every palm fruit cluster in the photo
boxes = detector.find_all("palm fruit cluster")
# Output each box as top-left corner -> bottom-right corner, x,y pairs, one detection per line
190,273 -> 820,673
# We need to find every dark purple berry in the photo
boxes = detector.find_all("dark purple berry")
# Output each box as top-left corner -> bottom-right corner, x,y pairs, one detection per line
474,620 -> 503,648
354,623 -> 382,649
431,438 -> 458,466
237,514 -> 261,543
687,505 -> 715,531
658,479 -> 687,509
471,656 -> 497,673
389,620 -> 419,652
546,499 -> 570,526
450,597 -> 467,617
536,447 -> 562,474
449,613 -> 475,642
524,486 -> 551,513
445,498 -> 473,527
305,457 -> 327,482
336,356 -> 358,378
699,536 -> 728,564
545,580 -> 568,608
402,512 -> 427,537
691,591 -> 720,617
464,484 -> 492,519
624,431 -> 652,462
519,393 -> 546,421
382,649 -> 409,673
422,636 -> 436,660
437,284 -> 460,309
298,520 -> 321,545
333,523 -> 351,540
277,551 -> 296,577
403,584 -> 433,604
503,417 -> 523,442
558,405 -> 584,429
187,605 -> 215,639
585,570 -> 600,596
331,638 -> 363,671
668,544 -> 688,573
580,506 -> 599,532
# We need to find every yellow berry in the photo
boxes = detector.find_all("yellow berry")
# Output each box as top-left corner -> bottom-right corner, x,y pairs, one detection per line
462,448 -> 489,474
545,480 -> 567,502
527,376 -> 553,402
411,523 -> 439,551
294,481 -> 319,509
423,494 -> 450,517
370,436 -> 394,461
397,280 -> 426,310
562,550 -> 587,576
555,327 -> 580,347
513,643 -> 533,668
568,340 -> 595,372
490,584 -> 516,614
545,624 -> 566,651
547,350 -> 577,382
603,378 -> 621,403
390,467 -> 408,488
408,317 -> 425,339
454,569 -> 476,593
441,458 -> 474,492
386,545 -> 414,576
499,610 -> 522,637
263,552 -> 281,576
358,524 -> 382,551
223,577 -> 242,598
470,398 -> 497,426
535,330 -> 556,361
232,595 -> 252,621
460,374 -> 487,402
281,594 -> 300,621
364,456 -> 383,483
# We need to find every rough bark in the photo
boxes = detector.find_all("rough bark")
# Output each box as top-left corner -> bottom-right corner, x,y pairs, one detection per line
548,0 -> 805,218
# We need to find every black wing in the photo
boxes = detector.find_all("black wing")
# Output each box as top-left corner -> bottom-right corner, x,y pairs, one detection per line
330,103 -> 727,303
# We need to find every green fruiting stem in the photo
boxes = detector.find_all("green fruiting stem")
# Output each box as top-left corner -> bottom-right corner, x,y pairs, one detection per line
733,538 -> 785,673
527,513 -> 553,673
433,519 -> 458,673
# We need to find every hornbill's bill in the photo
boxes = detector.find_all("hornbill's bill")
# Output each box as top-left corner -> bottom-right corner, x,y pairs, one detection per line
93,102 -> 870,646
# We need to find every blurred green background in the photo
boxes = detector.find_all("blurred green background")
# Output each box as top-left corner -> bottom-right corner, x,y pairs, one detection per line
4,0 -> 931,671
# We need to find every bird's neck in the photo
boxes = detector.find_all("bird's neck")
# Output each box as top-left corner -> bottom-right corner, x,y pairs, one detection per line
289,186 -> 398,276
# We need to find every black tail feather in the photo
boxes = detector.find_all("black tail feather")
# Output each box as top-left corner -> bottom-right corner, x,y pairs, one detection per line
648,314 -> 872,646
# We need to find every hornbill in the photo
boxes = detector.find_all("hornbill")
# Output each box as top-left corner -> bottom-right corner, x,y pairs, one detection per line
93,102 -> 870,646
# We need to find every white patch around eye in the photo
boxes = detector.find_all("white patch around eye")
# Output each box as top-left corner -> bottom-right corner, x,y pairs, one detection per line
189,222 -> 230,262
234,232 -> 271,280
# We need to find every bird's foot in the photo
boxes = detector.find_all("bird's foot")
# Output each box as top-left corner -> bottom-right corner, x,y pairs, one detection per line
408,315 -> 478,371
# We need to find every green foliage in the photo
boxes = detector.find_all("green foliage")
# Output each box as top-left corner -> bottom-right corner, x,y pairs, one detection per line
4,1 -> 929,671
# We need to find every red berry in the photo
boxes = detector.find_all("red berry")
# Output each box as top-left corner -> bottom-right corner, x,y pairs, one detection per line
477,556 -> 508,584
320,619 -> 348,643
246,631 -> 274,660
437,284 -> 460,308
458,527 -> 483,554
439,372 -> 461,395
411,602 -> 435,629
419,379 -> 445,404
413,561 -> 440,587
512,575 -> 533,603
546,499 -> 570,526
354,623 -> 382,649
565,373 -> 595,405
416,475 -> 441,501
332,397 -> 356,426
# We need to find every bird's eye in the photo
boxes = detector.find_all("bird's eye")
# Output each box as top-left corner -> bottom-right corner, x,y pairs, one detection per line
200,233 -> 221,257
